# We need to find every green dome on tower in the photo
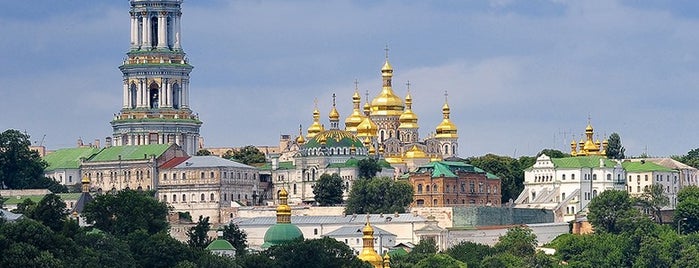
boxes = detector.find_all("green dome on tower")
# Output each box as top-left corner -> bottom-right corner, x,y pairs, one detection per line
261,188 -> 304,249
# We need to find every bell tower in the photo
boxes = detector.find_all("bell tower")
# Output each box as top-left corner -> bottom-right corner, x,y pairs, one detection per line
111,0 -> 202,155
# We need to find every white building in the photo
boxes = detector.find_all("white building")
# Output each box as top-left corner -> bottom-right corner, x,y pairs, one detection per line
43,147 -> 101,186
622,160 -> 680,208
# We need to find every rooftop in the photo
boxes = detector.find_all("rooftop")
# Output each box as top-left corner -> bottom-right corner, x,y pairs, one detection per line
234,213 -> 426,226
170,156 -> 255,169
43,147 -> 101,171
88,144 -> 172,162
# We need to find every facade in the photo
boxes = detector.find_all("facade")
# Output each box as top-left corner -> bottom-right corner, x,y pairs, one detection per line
324,225 -> 397,256
158,155 -> 260,223
43,147 -> 101,186
81,144 -> 187,193
622,160 -> 679,206
408,161 -> 502,207
111,0 -> 202,155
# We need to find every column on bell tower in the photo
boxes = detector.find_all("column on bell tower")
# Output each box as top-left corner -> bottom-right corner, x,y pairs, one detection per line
141,12 -> 150,49
122,81 -> 129,108
130,12 -> 138,49
174,12 -> 182,50
157,11 -> 167,49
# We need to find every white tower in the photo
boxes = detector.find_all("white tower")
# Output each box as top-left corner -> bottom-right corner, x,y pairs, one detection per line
111,0 -> 202,155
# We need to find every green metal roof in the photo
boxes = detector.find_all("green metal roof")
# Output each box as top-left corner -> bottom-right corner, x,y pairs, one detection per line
206,239 -> 235,251
622,161 -> 677,173
303,129 -> 365,149
261,223 -> 304,249
3,193 -> 81,205
43,147 -> 101,171
550,156 -> 618,169
258,161 -> 296,171
413,161 -> 495,179
88,144 -> 172,162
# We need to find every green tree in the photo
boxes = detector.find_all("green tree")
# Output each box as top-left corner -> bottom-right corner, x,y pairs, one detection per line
678,185 -> 699,203
230,145 -> 266,165
0,129 -> 54,190
345,177 -> 413,214
445,241 -> 494,268
31,193 -> 68,232
12,198 -> 37,215
196,149 -> 212,156
127,230 -> 198,268
480,253 -> 524,268
675,186 -> 699,234
222,222 -> 248,256
465,154 -> 528,203
83,190 -> 169,237
73,232 -> 137,267
314,173 -> 344,206
264,237 -> 372,268
675,148 -> 699,169
494,226 -> 537,258
606,133 -> 626,160
415,254 -> 467,268
357,158 -> 382,179
187,215 -> 212,249
588,190 -> 645,234
412,238 -> 438,254
536,149 -> 570,158
637,184 -> 669,224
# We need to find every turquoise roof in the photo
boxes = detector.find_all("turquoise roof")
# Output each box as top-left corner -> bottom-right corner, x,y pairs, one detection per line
622,161 -> 677,173
303,129 -> 365,149
261,223 -> 304,249
43,147 -> 101,171
88,144 -> 172,162
206,239 -> 235,251
550,156 -> 618,169
413,161 -> 497,179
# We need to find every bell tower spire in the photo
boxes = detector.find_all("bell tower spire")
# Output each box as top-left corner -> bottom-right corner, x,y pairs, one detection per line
112,0 -> 202,155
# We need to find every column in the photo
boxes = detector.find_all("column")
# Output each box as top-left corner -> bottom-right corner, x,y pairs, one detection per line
157,12 -> 167,48
129,134 -> 135,145
136,80 -> 143,108
174,13 -> 181,49
182,82 -> 188,108
144,134 -> 149,145
165,82 -> 171,107
123,82 -> 129,108
159,134 -> 164,144
175,134 -> 181,147
130,14 -> 136,48
158,81 -> 164,108
141,12 -> 149,48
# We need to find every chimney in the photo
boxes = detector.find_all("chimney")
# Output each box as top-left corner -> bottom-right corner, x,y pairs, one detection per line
105,137 -> 112,148
77,138 -> 84,147
94,139 -> 100,148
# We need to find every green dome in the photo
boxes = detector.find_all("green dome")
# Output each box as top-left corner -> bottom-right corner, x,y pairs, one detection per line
261,223 -> 304,249
301,129 -> 366,156
206,239 -> 235,251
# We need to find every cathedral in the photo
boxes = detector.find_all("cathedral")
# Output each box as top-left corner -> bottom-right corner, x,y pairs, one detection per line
266,54 -> 460,204
110,0 -> 202,155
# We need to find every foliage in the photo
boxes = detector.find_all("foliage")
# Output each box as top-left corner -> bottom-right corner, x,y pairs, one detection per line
263,237 -> 372,268
357,158 -> 382,179
606,133 -> 626,159
536,148 -> 570,158
187,215 -> 212,249
415,254 -> 467,268
637,184 -> 669,224
127,230 -> 199,268
480,252 -> 524,268
445,241 -> 494,268
675,148 -> 699,169
588,190 -> 647,234
83,190 -> 169,237
494,226 -> 537,258
229,145 -> 266,165
675,188 -> 699,234
412,238 -> 438,254
314,173 -> 344,206
345,177 -> 413,214
31,193 -> 68,232
12,198 -> 37,215
222,222 -> 248,256
464,154 -> 531,204
0,129 -> 47,189
678,185 -> 699,203
196,149 -> 212,156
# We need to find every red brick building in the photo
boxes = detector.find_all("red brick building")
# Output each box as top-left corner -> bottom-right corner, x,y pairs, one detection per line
408,161 -> 501,207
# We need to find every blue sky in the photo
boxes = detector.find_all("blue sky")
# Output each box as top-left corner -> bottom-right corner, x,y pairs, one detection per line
2,0 -> 699,157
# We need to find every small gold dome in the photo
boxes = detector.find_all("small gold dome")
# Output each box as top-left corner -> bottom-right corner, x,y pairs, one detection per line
344,90 -> 364,132
435,102 -> 458,139
399,92 -> 419,129
404,145 -> 428,159
307,105 -> 325,139
276,188 -> 292,224
81,176 -> 90,183
356,117 -> 378,138
329,107 -> 340,121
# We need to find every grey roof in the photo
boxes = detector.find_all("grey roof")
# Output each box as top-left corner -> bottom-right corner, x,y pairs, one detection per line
233,213 -> 426,226
174,156 -> 255,169
0,209 -> 23,222
71,192 -> 94,214
324,225 -> 396,237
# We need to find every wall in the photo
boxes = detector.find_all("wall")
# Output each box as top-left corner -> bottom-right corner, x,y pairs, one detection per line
452,207 -> 554,227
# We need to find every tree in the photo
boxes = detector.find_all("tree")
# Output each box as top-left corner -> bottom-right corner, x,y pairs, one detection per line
196,149 -> 212,156
678,185 -> 699,203
494,226 -> 537,258
31,193 -> 68,232
675,148 -> 699,169
230,145 -> 266,165
0,129 -> 48,189
465,154 -> 529,203
536,149 -> 569,158
357,158 -> 382,179
445,241 -> 494,268
187,215 -> 212,249
637,184 -> 669,224
83,190 -> 169,237
222,222 -> 248,256
345,177 -> 413,214
12,198 -> 36,215
412,238 -> 438,255
675,186 -> 699,234
606,133 -> 626,159
126,230 -> 198,268
588,190 -> 646,234
313,173 -> 344,206
415,254 -> 467,268
480,253 -> 524,268
263,237 -> 372,268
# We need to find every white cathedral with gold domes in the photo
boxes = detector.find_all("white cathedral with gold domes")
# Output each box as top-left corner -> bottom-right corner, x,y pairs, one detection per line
265,53 -> 460,204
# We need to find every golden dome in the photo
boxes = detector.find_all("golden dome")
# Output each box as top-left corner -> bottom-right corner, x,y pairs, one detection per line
435,101 -> 458,139
81,176 -> 90,183
371,58 -> 404,117
382,60 -> 392,73
384,156 -> 405,164
276,188 -> 292,224
329,93 -> 340,122
399,92 -> 419,129
344,90 -> 364,132
404,145 -> 428,159
307,104 -> 325,139
358,217 -> 383,268
356,114 -> 378,138
296,125 -> 306,144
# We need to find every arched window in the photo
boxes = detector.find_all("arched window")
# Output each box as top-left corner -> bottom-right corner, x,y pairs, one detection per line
417,184 -> 423,194
607,174 -> 612,180
444,144 -> 450,155
130,83 -> 137,108
426,185 -> 430,192
201,193 -> 205,201
571,174 -> 575,180
173,194 -> 177,202
182,194 -> 186,202
150,16 -> 158,47
593,189 -> 598,198
149,82 -> 159,108
172,83 -> 181,109
592,174 -> 597,180
211,193 -> 215,201
433,184 -> 438,193
562,174 -> 566,180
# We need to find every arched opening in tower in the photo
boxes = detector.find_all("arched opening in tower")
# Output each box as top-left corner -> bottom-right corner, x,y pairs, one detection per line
172,83 -> 180,109
130,83 -> 137,109
149,83 -> 159,108
150,16 -> 158,48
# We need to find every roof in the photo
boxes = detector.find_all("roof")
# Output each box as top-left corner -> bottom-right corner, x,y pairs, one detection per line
622,161 -> 677,173
71,192 -> 94,214
159,157 -> 190,169
0,209 -> 23,221
169,156 -> 255,169
88,144 -> 172,162
4,193 -> 82,205
550,156 -> 619,169
206,239 -> 235,251
303,129 -> 365,149
645,158 -> 697,170
43,147 -> 101,171
262,223 -> 304,249
258,161 -> 296,171
234,213 -> 425,226
412,161 -> 497,179
324,225 -> 395,237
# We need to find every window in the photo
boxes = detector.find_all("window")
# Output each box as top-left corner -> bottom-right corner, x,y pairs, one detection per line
562,193 -> 566,200
593,190 -> 597,198
211,193 -> 215,201
182,173 -> 186,180
637,186 -> 640,192
314,229 -> 318,235
562,174 -> 566,180
173,194 -> 177,202
433,184 -> 438,193
593,174 -> 597,180
163,195 -> 167,202
645,175 -> 648,181
571,174 -> 575,180
426,185 -> 430,192
469,181 -> 475,193
210,172 -> 215,178
173,173 -> 178,180
607,174 -> 611,181
201,193 -> 205,201
201,172 -> 205,179
182,194 -> 186,202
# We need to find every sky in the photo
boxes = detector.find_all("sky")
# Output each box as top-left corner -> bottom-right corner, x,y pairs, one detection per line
2,0 -> 699,158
